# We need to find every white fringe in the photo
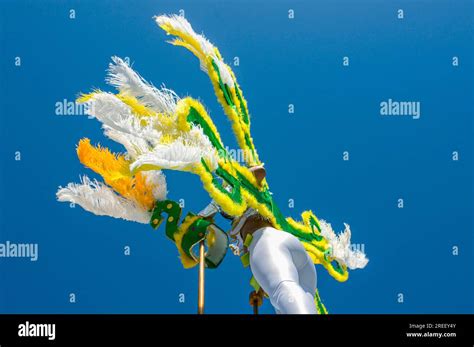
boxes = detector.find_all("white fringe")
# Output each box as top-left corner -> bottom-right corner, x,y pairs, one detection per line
107,56 -> 179,115
56,176 -> 151,224
319,220 -> 369,270
155,14 -> 235,88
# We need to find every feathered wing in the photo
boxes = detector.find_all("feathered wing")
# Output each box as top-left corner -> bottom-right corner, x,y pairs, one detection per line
57,17 -> 368,283
78,59 -> 220,175
155,14 -> 261,167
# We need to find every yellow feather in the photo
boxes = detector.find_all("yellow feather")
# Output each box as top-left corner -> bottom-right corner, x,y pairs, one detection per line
115,93 -> 158,118
77,138 -> 156,211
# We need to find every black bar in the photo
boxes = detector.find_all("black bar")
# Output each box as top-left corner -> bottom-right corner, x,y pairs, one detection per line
0,314 -> 472,346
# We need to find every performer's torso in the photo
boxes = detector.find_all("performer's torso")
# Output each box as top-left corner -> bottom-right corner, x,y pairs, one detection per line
238,214 -> 274,244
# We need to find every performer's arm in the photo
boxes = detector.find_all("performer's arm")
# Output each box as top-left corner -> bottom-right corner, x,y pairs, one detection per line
198,200 -> 221,219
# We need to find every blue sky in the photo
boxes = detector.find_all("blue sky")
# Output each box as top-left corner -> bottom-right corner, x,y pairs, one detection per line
0,0 -> 472,313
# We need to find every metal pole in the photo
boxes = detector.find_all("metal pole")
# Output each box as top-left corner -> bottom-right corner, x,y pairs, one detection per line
197,240 -> 205,314
253,300 -> 259,315
249,290 -> 263,315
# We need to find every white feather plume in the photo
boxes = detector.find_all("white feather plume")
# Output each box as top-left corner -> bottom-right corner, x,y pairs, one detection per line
56,176 -> 151,223
86,92 -> 162,147
103,125 -> 151,159
319,220 -> 369,270
107,56 -> 179,115
155,14 -> 235,88
130,136 -> 218,172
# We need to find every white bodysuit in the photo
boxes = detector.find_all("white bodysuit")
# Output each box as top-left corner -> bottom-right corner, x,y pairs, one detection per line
199,203 -> 318,314
249,227 -> 317,314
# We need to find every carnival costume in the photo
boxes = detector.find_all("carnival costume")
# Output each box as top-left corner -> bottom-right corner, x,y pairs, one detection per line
57,14 -> 368,314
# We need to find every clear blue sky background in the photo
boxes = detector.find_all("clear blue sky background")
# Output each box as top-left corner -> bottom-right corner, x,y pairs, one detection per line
0,0 -> 472,313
